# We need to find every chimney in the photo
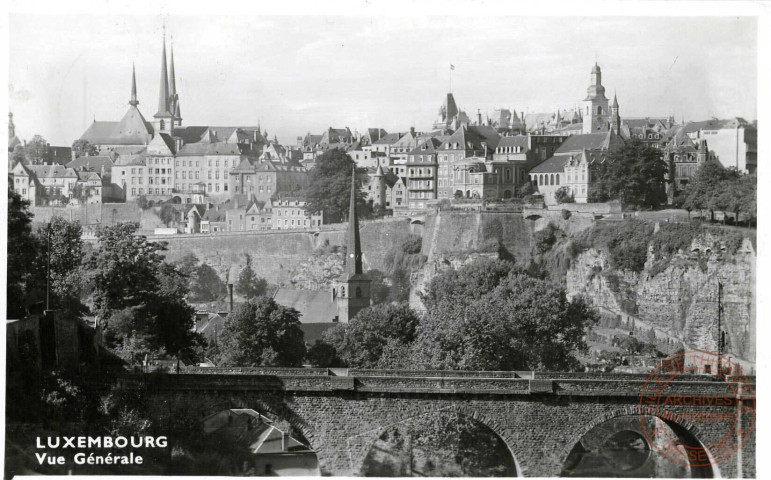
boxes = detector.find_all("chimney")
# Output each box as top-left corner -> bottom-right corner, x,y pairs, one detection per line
227,284 -> 234,313
477,109 -> 482,125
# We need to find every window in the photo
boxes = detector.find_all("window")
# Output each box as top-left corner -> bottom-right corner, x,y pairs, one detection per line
596,106 -> 602,115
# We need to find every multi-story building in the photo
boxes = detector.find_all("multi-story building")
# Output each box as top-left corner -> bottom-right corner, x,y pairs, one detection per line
229,158 -> 307,204
682,118 -> 756,173
10,162 -> 110,206
272,196 -> 324,230
436,125 -> 501,200
404,137 -> 440,209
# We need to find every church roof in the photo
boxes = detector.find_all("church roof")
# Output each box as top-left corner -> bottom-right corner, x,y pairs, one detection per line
555,130 -> 623,153
273,288 -> 339,324
79,106 -> 154,146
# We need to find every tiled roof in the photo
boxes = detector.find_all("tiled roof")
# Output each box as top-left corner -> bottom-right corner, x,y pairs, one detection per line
25,164 -> 77,178
79,106 -> 153,146
177,141 -> 244,156
529,154 -> 572,173
372,132 -> 402,145
273,288 -> 338,324
66,155 -> 114,174
496,136 -> 529,150
555,130 -> 623,153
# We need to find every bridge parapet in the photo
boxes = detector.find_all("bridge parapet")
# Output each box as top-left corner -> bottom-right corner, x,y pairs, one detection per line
121,371 -> 753,399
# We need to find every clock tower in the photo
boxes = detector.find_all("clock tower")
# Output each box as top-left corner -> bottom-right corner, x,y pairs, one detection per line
582,63 -> 610,134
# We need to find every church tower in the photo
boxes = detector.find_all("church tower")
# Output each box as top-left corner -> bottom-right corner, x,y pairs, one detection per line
129,63 -> 139,107
582,63 -> 610,134
334,167 -> 371,323
153,33 -> 174,136
610,93 -> 621,135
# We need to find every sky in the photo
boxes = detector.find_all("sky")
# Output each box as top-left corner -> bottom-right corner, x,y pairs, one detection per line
8,14 -> 758,146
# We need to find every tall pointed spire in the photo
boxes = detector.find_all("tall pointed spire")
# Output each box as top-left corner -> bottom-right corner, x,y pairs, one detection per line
154,30 -> 171,118
170,39 -> 181,123
345,166 -> 362,278
129,63 -> 139,106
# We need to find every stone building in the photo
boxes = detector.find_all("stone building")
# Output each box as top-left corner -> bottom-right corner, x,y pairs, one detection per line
271,196 -> 324,230
582,63 -> 611,133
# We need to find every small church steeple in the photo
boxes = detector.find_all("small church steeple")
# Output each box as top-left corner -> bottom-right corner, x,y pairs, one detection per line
334,166 -> 371,323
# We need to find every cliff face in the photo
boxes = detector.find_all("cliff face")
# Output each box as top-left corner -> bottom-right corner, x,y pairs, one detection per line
566,238 -> 756,362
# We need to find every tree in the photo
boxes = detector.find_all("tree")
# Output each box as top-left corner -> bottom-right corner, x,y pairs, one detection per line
306,340 -> 344,367
235,254 -> 267,299
25,135 -> 53,165
6,188 -> 38,317
304,149 -> 367,223
32,218 -> 87,316
10,145 -> 27,167
518,181 -> 535,197
554,186 -> 574,204
217,297 -> 306,367
191,264 -> 227,302
85,222 -> 201,361
681,159 -> 729,221
322,303 -> 420,368
137,195 -> 151,210
415,259 -> 597,371
72,139 -> 99,158
589,139 -> 668,208
159,204 -> 179,227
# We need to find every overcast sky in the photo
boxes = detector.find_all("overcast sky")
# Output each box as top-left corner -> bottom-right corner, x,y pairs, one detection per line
8,14 -> 757,146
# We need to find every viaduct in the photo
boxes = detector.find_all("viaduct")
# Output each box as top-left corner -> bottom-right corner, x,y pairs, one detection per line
122,368 -> 755,477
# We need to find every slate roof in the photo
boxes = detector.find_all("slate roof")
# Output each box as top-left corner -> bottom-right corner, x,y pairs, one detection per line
79,106 -> 154,146
113,151 -> 147,166
496,136 -> 529,150
25,164 -> 77,178
440,125 -> 494,151
66,156 -> 114,174
408,137 -> 443,155
529,154 -> 572,173
173,126 -> 263,145
177,141 -> 244,156
372,132 -> 403,145
273,288 -> 338,324
555,130 -> 623,153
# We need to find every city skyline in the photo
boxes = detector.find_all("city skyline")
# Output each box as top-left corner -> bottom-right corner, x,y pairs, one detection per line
9,14 -> 758,146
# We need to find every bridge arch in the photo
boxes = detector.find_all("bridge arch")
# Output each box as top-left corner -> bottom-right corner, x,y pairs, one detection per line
356,404 -> 526,477
557,406 -> 718,478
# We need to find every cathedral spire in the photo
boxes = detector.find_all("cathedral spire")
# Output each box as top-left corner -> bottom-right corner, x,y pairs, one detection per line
129,63 -> 139,106
154,32 -> 171,118
345,166 -> 362,278
170,39 -> 181,123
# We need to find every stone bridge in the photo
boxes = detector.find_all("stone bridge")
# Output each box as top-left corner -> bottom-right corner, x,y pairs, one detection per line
122,368 -> 755,477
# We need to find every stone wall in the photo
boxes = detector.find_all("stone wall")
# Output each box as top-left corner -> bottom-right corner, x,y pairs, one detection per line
133,372 -> 755,477
567,239 -> 756,363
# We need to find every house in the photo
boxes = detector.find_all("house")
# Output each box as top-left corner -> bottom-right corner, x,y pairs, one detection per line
201,205 -> 228,233
681,118 -> 756,173
529,149 -> 604,204
271,196 -> 324,230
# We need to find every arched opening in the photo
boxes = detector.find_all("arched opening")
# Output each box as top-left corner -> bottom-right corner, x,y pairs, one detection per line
361,411 -> 519,477
560,415 -> 713,478
454,190 -> 463,199
191,409 -> 320,476
355,286 -> 362,298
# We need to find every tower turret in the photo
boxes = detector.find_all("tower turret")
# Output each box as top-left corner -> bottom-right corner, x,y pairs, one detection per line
582,63 -> 610,134
611,92 -> 621,135
169,41 -> 181,126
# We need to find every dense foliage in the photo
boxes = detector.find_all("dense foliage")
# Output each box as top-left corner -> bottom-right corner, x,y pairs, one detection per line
217,297 -> 306,367
554,186 -> 574,204
316,259 -> 597,371
303,148 -> 368,222
322,303 -> 421,368
174,253 -> 228,303
235,254 -> 268,299
85,222 -> 203,362
7,188 -> 38,317
589,139 -> 668,208
680,160 -> 756,225
71,139 -> 99,157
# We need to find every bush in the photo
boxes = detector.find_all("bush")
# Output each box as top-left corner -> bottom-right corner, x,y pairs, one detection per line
555,187 -> 575,204
567,239 -> 588,259
533,223 -> 560,254
561,209 -> 572,220
401,234 -> 422,254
